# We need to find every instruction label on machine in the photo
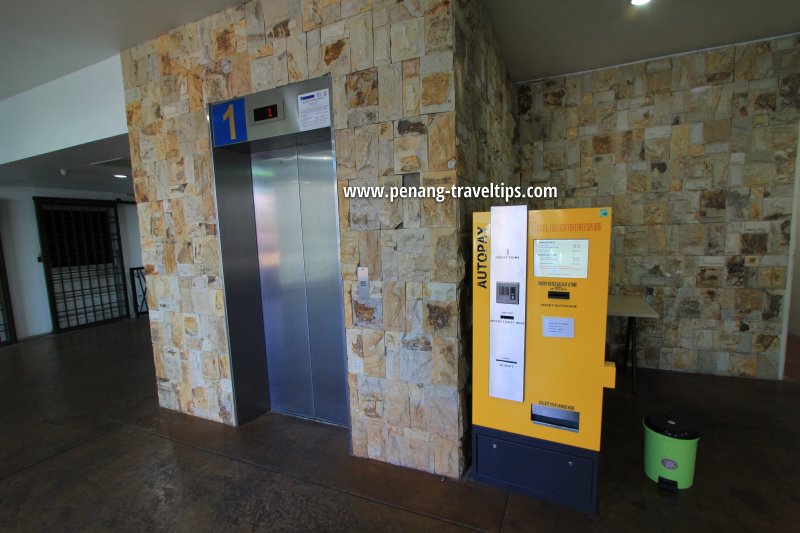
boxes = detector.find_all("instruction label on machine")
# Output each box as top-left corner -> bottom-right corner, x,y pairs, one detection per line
542,317 -> 575,338
489,205 -> 528,402
298,89 -> 331,131
534,239 -> 589,279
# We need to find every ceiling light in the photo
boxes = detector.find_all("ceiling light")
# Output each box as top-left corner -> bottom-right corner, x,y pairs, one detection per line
114,174 -> 128,179
631,0 -> 651,5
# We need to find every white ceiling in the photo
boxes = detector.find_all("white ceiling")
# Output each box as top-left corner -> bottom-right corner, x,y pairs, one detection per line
482,0 -> 800,83
0,0 -> 244,194
0,0 -> 798,194
1,0 -> 798,99
0,135 -> 134,195
0,0 -> 245,102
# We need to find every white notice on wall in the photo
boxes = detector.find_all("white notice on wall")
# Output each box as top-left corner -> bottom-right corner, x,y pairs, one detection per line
356,266 -> 369,302
542,317 -> 575,338
298,89 -> 331,131
534,239 -> 589,279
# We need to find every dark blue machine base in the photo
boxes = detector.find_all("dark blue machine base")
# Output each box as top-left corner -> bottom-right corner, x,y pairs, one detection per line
471,425 -> 600,513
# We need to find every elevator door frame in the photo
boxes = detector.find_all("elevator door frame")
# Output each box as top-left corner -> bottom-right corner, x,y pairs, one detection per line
209,75 -> 350,429
251,139 -> 349,426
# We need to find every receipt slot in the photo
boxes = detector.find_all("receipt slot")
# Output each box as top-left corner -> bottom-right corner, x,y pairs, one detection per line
471,207 -> 615,513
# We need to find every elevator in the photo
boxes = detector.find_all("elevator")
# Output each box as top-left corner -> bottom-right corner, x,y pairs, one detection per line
210,77 -> 348,427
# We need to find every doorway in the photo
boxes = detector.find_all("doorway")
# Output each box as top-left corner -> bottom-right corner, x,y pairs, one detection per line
0,231 -> 16,345
34,198 -> 130,333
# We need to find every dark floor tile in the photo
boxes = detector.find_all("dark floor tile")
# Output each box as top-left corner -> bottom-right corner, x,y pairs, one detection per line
505,369 -> 800,531
110,399 -> 508,532
0,317 -> 155,478
5,317 -> 800,531
62,316 -> 153,346
784,333 -> 800,382
502,493 -> 600,533
0,428 -> 470,532
0,417 -> 117,480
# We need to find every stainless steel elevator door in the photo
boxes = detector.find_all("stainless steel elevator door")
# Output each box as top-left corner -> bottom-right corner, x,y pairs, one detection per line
251,139 -> 348,426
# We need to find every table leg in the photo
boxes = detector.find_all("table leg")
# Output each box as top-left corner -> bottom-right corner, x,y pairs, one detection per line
622,317 -> 632,370
630,316 -> 638,394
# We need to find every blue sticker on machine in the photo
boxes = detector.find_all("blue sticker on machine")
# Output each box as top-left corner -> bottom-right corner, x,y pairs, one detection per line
598,208 -> 609,217
210,98 -> 247,147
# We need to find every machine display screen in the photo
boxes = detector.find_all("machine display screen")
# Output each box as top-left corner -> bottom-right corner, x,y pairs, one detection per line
253,104 -> 280,122
533,239 -> 589,278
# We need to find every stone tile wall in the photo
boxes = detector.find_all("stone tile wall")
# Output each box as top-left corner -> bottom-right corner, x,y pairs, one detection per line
122,0 -> 466,477
453,0 -> 516,206
121,0 -> 795,482
450,0 -> 517,399
516,35 -> 800,379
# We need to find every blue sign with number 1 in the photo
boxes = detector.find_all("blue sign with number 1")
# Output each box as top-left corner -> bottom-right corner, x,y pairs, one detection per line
211,98 -> 247,147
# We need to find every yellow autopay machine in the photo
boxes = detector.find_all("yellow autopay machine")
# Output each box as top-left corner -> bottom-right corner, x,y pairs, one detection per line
472,206 -> 615,513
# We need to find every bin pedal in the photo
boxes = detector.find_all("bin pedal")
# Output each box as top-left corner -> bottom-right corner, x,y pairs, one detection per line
658,476 -> 678,492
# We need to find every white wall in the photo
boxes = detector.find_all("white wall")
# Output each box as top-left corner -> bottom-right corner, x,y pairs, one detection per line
786,124 -> 800,338
0,55 -> 127,166
791,215 -> 800,336
0,187 -> 142,338
118,202 -> 144,315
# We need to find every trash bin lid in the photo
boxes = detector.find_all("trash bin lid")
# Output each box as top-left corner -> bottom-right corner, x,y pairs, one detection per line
644,413 -> 700,440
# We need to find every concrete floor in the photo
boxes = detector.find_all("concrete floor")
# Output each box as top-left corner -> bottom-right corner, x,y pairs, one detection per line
784,333 -> 800,382
0,318 -> 798,531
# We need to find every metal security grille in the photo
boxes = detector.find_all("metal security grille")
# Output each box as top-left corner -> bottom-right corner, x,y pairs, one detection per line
129,267 -> 148,317
0,232 -> 16,345
35,198 -> 130,333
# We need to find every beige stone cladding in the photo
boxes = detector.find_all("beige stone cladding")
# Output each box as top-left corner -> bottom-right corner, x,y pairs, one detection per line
516,35 -> 800,379
453,0 -> 516,217
449,1 -> 517,447
122,0 -> 466,477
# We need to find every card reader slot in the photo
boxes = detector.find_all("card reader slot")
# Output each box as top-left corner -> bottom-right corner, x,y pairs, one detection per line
548,291 -> 570,300
531,405 -> 580,432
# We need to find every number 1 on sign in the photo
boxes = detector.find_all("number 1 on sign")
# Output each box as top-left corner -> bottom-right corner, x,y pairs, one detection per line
223,103 -> 236,140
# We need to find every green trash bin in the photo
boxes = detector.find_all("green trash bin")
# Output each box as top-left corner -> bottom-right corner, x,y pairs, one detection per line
643,414 -> 700,491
